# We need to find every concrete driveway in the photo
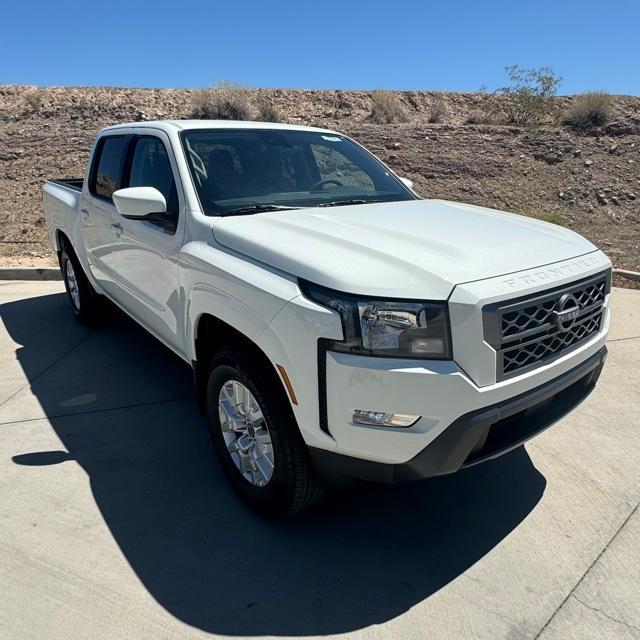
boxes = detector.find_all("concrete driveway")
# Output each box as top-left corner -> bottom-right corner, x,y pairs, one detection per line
0,281 -> 638,640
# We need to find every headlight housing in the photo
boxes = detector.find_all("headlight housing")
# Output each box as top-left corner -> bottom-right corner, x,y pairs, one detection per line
301,280 -> 452,359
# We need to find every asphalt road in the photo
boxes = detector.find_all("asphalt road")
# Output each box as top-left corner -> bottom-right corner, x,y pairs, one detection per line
0,281 -> 638,640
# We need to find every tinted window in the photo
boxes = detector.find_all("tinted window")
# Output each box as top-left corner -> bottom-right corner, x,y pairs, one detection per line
92,136 -> 127,199
127,137 -> 178,214
182,129 -> 415,215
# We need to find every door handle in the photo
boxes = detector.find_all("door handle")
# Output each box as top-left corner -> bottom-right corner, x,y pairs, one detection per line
80,208 -> 89,219
111,222 -> 123,236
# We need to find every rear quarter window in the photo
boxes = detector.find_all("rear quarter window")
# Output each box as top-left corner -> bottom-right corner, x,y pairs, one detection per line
91,136 -> 128,200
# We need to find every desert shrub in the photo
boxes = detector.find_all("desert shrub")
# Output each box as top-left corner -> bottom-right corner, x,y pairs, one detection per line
24,90 -> 42,112
428,97 -> 446,123
368,91 -> 409,124
465,110 -> 493,125
190,81 -> 253,120
563,92 -> 612,130
256,100 -> 282,123
488,66 -> 562,125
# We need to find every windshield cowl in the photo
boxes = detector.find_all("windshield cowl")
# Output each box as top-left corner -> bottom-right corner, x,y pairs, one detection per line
218,204 -> 300,217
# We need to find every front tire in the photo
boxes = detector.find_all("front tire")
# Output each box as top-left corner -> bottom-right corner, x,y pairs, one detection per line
60,247 -> 101,324
206,348 -> 323,517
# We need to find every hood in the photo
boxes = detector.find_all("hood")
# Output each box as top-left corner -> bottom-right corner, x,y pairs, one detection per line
212,199 -> 598,299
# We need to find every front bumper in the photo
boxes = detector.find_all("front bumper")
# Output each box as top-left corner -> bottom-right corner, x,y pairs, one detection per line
310,346 -> 607,483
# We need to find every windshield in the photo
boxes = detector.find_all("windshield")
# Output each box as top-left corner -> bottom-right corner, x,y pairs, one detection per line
181,129 -> 417,215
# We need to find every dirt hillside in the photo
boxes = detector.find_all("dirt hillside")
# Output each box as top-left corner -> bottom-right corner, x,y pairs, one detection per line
1,85 -> 639,273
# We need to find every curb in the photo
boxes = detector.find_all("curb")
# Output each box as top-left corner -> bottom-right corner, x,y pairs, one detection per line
0,267 -> 62,281
613,268 -> 640,282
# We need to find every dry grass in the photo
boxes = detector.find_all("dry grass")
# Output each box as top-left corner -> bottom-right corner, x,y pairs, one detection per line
256,100 -> 282,123
23,91 -> 42,112
190,81 -> 253,120
368,91 -> 409,124
563,92 -> 612,131
428,97 -> 446,123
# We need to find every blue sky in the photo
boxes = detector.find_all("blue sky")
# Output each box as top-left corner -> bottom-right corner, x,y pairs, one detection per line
1,0 -> 639,95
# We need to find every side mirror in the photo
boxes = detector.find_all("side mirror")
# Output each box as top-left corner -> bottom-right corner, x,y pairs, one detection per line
112,187 -> 166,219
399,177 -> 414,190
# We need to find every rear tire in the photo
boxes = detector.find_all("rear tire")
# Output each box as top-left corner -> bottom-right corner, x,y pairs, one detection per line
205,347 -> 323,518
59,246 -> 101,324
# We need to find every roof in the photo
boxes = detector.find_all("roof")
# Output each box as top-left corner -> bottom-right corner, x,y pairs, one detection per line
101,119 -> 339,135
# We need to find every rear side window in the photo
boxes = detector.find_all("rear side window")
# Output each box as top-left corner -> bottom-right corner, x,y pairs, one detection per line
91,136 -> 128,200
127,137 -> 178,214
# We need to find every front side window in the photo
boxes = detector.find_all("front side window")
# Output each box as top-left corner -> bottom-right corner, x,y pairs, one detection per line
181,129 -> 415,215
126,137 -> 178,227
92,136 -> 128,200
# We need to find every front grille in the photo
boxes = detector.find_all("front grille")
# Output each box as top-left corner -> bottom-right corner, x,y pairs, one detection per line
483,271 -> 610,380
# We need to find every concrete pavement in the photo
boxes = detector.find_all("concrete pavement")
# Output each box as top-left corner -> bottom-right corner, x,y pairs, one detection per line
0,281 -> 638,640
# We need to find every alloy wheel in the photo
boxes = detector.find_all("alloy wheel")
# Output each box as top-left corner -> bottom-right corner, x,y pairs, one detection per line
218,380 -> 275,487
65,260 -> 81,310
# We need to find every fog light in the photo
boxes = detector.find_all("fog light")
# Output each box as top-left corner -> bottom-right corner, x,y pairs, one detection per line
352,410 -> 420,428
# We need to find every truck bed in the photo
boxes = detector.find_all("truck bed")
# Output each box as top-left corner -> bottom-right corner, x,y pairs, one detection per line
43,178 -> 84,251
48,177 -> 84,192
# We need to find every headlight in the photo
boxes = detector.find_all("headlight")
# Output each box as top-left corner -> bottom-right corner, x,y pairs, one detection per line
300,280 -> 452,359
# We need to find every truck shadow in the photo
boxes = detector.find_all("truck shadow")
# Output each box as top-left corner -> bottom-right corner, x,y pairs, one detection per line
3,292 -> 546,637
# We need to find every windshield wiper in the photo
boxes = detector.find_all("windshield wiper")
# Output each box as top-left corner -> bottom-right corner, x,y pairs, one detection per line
317,199 -> 381,208
218,204 -> 300,217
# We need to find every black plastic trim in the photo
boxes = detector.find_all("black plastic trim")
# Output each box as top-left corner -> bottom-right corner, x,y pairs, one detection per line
49,178 -> 84,192
317,338 -> 331,435
309,346 -> 607,484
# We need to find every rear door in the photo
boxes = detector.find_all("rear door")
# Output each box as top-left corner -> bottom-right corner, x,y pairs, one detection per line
108,129 -> 186,354
80,132 -> 131,297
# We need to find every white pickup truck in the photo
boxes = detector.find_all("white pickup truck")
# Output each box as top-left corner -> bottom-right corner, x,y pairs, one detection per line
43,120 -> 611,517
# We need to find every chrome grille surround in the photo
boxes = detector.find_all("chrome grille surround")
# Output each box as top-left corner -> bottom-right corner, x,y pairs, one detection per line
483,270 -> 610,381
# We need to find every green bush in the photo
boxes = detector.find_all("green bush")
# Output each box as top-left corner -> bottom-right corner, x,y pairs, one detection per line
563,92 -> 612,130
368,91 -> 409,124
191,81 -> 253,120
489,66 -> 562,125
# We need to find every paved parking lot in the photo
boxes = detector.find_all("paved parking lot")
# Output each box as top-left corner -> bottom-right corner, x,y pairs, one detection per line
0,281 -> 639,640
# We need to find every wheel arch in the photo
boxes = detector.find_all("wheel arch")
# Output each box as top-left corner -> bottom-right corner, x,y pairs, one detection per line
54,227 -> 101,293
192,312 -> 295,416
55,228 -> 69,254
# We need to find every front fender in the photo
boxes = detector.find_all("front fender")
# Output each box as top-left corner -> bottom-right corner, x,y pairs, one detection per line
255,295 -> 342,450
180,240 -> 299,362
179,240 -> 342,449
